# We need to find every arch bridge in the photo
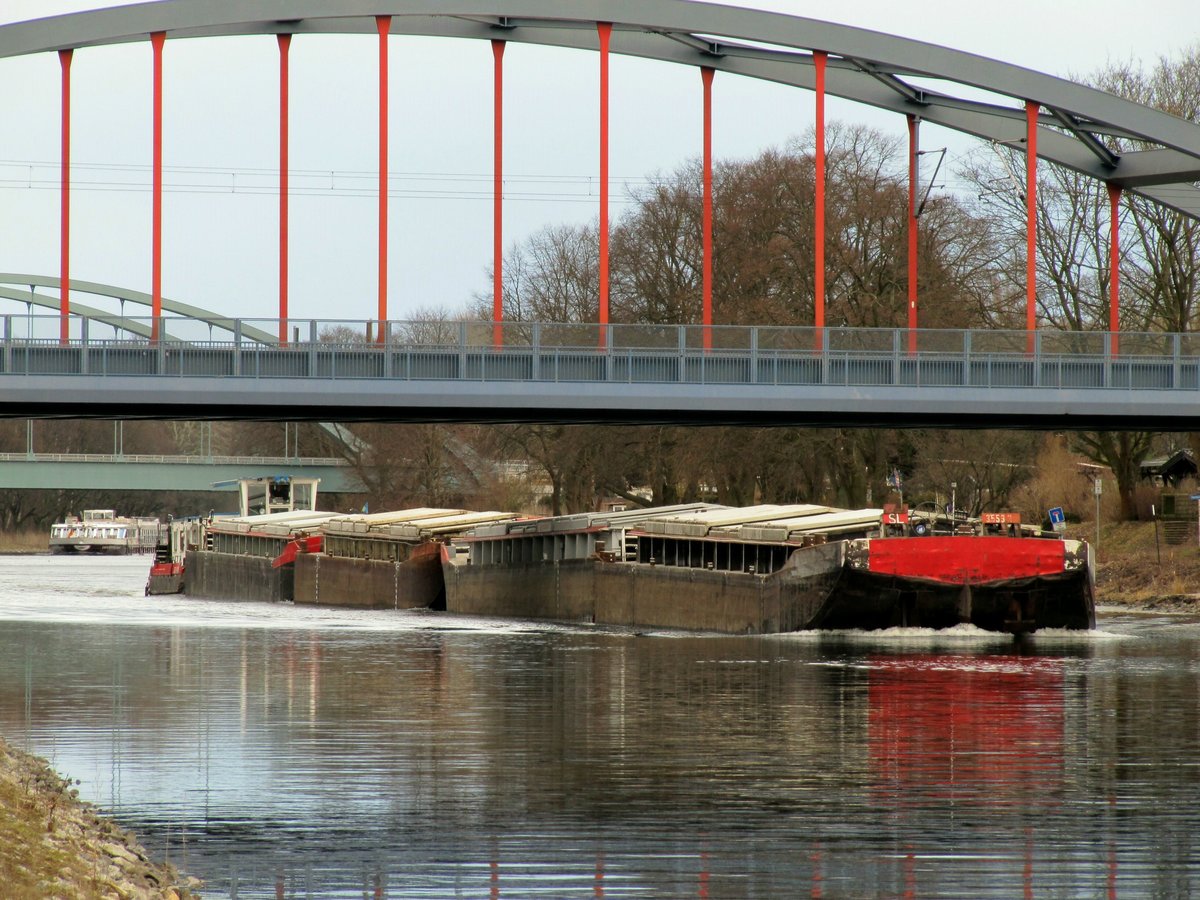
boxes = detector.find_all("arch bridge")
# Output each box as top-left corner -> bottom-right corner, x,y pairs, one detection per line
2,2 -> 1200,427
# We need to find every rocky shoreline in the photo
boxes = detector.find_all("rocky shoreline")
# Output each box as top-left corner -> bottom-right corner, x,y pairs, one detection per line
0,736 -> 199,899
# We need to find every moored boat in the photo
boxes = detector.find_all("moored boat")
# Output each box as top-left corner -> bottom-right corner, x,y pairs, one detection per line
50,509 -> 162,555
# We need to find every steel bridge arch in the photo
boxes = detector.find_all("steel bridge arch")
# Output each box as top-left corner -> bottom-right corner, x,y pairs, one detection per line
2,0 -> 1200,218
0,274 -> 277,344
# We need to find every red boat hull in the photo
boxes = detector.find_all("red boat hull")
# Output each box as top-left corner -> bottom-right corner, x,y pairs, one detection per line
864,536 -> 1068,584
823,536 -> 1095,632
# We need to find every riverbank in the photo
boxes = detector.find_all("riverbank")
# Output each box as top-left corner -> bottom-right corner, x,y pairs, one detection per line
0,529 -> 47,554
1076,520 -> 1200,612
0,736 -> 198,899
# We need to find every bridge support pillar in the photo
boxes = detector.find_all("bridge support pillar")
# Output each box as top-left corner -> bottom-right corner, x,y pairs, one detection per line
79,317 -> 88,375
750,327 -> 759,384
278,34 -> 291,345
233,320 -> 242,376
59,49 -> 72,346
701,66 -> 714,351
151,32 -> 166,341
492,39 -> 505,349
376,16 -> 391,335
597,22 -> 612,347
814,50 -> 827,353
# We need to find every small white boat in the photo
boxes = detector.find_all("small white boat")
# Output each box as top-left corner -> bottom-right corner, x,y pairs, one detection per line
49,509 -> 162,555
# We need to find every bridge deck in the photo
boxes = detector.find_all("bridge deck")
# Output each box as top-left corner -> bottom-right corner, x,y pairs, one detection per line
1,323 -> 1197,428
0,454 -> 363,493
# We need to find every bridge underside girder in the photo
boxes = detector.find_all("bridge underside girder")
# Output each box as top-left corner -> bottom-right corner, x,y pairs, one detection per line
1,375 -> 1197,431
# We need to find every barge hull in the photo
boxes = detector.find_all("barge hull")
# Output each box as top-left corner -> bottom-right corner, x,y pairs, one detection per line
294,545 -> 443,609
183,550 -> 293,603
443,542 -> 846,634
818,568 -> 1095,631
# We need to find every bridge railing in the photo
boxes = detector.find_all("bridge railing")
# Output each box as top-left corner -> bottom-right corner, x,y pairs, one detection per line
2,315 -> 1199,391
0,452 -> 348,466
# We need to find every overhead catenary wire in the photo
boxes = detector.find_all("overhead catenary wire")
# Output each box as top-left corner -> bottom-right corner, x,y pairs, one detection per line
0,158 -> 658,204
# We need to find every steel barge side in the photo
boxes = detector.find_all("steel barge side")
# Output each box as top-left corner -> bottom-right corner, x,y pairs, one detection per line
444,505 -> 1095,634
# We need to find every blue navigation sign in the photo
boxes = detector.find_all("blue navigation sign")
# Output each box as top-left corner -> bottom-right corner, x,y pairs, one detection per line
1048,506 -> 1066,532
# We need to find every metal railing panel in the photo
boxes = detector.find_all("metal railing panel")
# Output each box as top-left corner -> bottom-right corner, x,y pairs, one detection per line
826,328 -> 895,353
13,345 -> 82,375
535,323 -> 604,350
680,354 -> 751,383
1036,359 -> 1106,388
754,327 -> 821,353
613,324 -> 686,350
680,325 -> 754,352
248,348 -> 310,378
314,348 -> 382,379
970,358 -> 1036,387
911,330 -> 968,354
405,351 -> 460,380
1039,332 -> 1106,356
169,346 -> 237,377
970,331 -> 1037,355
762,355 -> 821,385
915,358 -> 967,386
543,352 -> 606,382
1118,332 -> 1177,356
1127,360 -> 1176,389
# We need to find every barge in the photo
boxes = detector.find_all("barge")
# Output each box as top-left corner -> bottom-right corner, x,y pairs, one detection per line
148,475 -> 323,597
293,508 -> 519,608
444,504 -> 1095,634
162,481 -> 521,607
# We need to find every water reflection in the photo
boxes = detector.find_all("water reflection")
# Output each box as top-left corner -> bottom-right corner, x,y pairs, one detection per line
0,558 -> 1198,897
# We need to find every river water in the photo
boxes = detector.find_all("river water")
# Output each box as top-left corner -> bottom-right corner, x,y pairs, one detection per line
1,555 -> 1198,898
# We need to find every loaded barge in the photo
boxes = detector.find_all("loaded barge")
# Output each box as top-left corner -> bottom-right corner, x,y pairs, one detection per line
444,504 -> 1094,634
161,485 -> 1093,633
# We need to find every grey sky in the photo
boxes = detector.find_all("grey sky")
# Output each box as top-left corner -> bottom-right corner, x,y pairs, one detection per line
0,1 -> 1193,324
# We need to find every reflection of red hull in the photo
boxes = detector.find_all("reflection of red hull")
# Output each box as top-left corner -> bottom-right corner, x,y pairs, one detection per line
868,655 -> 1065,805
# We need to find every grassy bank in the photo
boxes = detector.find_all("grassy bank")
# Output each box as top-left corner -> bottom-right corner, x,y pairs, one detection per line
1067,519 -> 1200,610
0,530 -> 46,554
0,737 -> 198,899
